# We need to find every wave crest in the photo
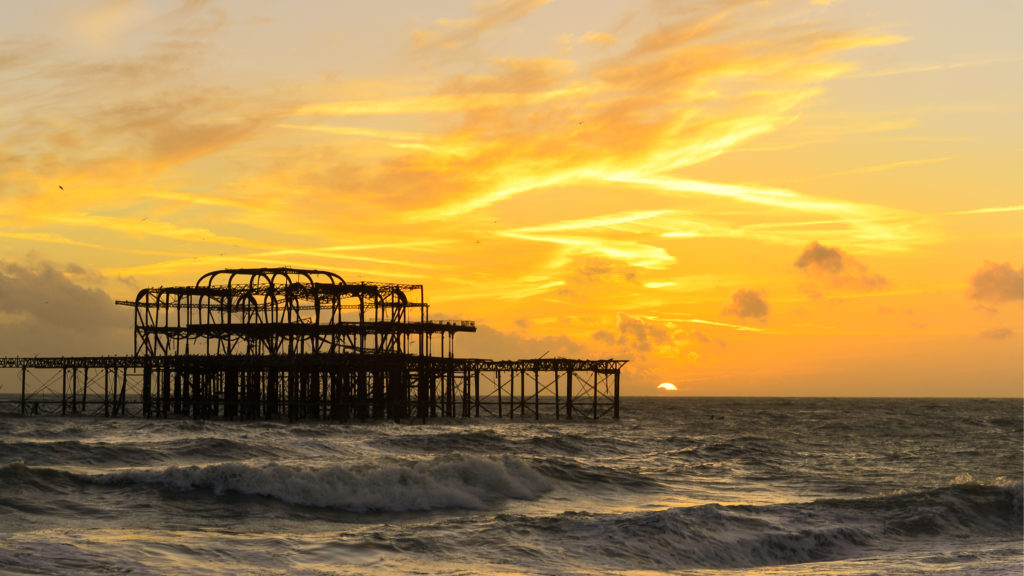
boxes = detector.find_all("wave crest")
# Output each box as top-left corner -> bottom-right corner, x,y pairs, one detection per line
477,480 -> 1022,570
87,454 -> 551,512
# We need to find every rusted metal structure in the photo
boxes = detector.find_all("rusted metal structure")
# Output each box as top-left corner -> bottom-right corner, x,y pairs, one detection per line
124,268 -> 469,358
0,268 -> 624,422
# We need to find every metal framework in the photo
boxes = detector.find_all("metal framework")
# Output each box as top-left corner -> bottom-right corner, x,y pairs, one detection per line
0,268 -> 624,422
118,268 -> 473,358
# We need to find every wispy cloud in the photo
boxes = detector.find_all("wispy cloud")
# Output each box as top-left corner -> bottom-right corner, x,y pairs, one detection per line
411,0 -> 554,55
850,57 -> 1021,79
940,205 -> 1024,216
801,157 -> 952,181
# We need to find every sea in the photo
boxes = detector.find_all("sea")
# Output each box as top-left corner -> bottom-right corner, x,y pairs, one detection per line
0,397 -> 1020,575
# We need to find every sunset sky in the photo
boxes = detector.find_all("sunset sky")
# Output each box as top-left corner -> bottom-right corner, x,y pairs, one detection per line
0,0 -> 1020,396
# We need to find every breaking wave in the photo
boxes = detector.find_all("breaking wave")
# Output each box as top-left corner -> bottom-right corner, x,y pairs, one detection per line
470,478 -> 1022,570
41,454 -> 554,512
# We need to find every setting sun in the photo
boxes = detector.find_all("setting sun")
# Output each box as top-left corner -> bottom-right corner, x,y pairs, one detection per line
658,383 -> 679,391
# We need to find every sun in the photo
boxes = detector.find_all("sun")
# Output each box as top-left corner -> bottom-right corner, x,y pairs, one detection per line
657,383 -> 678,391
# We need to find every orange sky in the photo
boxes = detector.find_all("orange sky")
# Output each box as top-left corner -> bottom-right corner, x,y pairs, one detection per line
0,0 -> 1020,396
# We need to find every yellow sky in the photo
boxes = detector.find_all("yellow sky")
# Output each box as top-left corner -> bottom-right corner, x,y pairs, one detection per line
0,0 -> 1020,396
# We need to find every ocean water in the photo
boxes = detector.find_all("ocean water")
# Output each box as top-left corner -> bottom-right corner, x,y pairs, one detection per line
0,397 -> 1020,575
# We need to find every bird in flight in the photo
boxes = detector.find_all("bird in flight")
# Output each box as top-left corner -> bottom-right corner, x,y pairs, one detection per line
142,218 -> 147,221
475,240 -> 480,244
59,185 -> 64,190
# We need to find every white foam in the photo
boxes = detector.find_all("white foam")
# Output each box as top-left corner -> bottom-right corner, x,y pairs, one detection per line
87,454 -> 551,512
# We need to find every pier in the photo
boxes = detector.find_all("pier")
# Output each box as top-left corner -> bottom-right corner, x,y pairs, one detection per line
0,268 -> 624,421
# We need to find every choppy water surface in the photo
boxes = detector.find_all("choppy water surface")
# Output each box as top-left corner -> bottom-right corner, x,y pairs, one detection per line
1,397 -> 1020,575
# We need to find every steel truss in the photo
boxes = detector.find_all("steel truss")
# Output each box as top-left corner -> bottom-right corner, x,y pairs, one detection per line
114,268 -> 474,358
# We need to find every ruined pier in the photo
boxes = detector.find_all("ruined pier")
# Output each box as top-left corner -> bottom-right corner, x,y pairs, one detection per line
0,268 -> 624,422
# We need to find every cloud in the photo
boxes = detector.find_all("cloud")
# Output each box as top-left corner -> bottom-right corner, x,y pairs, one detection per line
592,330 -> 615,345
0,260 -> 132,356
795,241 -> 844,273
441,57 -> 576,94
454,324 -> 582,360
971,304 -> 999,316
721,288 -> 769,320
502,215 -> 676,270
0,30 -> 284,237
614,312 -> 672,352
294,1 -> 911,228
0,37 -> 53,73
967,261 -> 1023,304
690,329 -> 710,343
568,257 -> 641,283
579,32 -> 618,47
412,0 -> 553,55
795,241 -> 887,294
0,0 -> 944,372
0,261 -> 128,330
514,317 -> 531,329
13,0 -> 921,274
979,327 -> 1013,341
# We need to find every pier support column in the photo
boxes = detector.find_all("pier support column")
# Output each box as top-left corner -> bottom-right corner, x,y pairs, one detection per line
183,370 -> 193,419
429,368 -> 436,418
565,368 -> 573,419
357,370 -> 368,420
417,362 -> 428,424
110,368 -> 117,417
372,371 -> 384,420
143,365 -> 152,418
520,370 -> 525,417
174,371 -> 182,415
554,370 -> 559,420
614,371 -> 620,419
225,368 -> 238,421
103,367 -> 109,417
474,370 -> 480,418
162,369 -> 171,418
267,369 -> 278,420
82,367 -> 89,414
534,369 -> 539,420
120,367 -> 128,417
292,371 -> 300,421
508,370 -> 514,420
